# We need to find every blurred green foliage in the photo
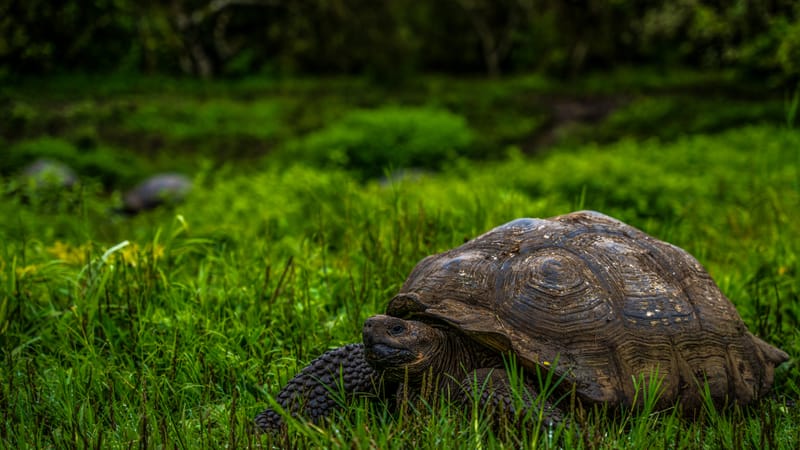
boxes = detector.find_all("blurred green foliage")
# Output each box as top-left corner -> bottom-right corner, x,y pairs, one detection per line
124,98 -> 287,141
286,107 -> 473,177
559,95 -> 787,145
1,71 -> 788,193
2,0 -> 800,82
3,137 -> 145,188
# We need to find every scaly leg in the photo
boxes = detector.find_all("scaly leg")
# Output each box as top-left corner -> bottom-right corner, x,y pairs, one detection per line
255,343 -> 388,432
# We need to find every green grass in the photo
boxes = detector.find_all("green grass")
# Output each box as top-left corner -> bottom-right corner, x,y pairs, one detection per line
2,128 -> 799,448
1,73 -> 799,448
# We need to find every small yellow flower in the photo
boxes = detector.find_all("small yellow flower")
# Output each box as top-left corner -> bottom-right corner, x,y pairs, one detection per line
46,241 -> 90,265
47,241 -> 70,259
119,243 -> 141,267
15,264 -> 41,278
778,266 -> 788,276
147,243 -> 165,261
114,242 -> 165,267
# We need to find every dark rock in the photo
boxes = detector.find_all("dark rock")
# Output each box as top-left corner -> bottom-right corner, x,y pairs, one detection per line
20,158 -> 79,189
121,173 -> 192,214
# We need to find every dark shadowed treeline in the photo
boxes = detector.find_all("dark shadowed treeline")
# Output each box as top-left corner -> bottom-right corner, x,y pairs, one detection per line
2,0 -> 799,81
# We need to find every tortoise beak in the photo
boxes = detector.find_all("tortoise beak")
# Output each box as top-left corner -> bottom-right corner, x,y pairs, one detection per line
365,343 -> 410,362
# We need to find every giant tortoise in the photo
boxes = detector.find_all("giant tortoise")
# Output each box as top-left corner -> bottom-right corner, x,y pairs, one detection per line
256,211 -> 789,430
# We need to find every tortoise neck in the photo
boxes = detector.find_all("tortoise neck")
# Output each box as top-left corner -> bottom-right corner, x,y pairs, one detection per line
424,329 -> 502,389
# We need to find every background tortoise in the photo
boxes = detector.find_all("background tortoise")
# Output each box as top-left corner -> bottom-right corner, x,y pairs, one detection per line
20,158 -> 79,189
256,210 -> 788,430
120,173 -> 192,214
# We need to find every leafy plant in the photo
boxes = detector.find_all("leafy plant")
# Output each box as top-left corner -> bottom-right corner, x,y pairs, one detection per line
287,106 -> 474,178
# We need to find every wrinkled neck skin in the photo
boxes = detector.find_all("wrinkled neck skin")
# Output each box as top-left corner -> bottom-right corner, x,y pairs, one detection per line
394,327 -> 501,394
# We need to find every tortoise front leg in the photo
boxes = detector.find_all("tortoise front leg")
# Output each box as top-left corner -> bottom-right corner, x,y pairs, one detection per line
460,368 -> 563,429
255,343 -> 387,432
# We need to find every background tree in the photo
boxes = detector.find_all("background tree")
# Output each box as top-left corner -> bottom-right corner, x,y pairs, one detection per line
1,0 -> 798,83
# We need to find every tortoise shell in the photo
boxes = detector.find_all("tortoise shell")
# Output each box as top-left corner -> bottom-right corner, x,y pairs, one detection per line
386,211 -> 788,409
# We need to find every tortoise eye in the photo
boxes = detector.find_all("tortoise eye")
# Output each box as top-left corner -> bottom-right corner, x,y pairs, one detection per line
389,324 -> 406,336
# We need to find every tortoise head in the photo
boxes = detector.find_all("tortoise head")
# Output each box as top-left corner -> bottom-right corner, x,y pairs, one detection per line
362,314 -> 446,382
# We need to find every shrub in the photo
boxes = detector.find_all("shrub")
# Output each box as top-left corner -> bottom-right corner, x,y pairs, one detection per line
288,106 -> 473,178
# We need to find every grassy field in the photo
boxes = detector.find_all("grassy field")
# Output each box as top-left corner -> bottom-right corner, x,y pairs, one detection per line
1,72 -> 799,448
